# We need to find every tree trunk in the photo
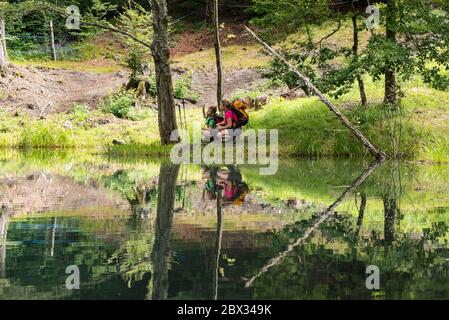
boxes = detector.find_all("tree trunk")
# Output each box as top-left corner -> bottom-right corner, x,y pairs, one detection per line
49,20 -> 57,61
245,26 -> 386,160
151,164 -> 180,300
150,0 -> 178,145
352,13 -> 367,107
213,0 -> 223,107
0,10 -> 8,76
384,0 -> 397,105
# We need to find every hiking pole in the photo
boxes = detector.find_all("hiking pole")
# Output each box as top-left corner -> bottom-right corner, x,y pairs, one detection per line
177,102 -> 183,130
182,98 -> 188,129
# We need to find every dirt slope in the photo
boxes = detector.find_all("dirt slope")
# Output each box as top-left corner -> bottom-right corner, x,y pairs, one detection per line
0,65 -> 127,116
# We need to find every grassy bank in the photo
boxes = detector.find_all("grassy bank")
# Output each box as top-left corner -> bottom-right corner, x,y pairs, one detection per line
249,75 -> 449,163
1,86 -> 448,162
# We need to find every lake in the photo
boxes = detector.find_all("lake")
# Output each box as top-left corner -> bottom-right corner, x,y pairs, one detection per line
0,150 -> 448,300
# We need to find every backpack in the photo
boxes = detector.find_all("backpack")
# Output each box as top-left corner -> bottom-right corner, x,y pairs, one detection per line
230,100 -> 249,128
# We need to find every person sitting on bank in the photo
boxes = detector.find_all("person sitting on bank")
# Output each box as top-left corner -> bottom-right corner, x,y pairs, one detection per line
216,99 -> 244,141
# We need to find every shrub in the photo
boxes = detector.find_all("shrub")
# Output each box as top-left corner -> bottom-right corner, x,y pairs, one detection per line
100,90 -> 136,119
71,104 -> 90,122
173,73 -> 199,102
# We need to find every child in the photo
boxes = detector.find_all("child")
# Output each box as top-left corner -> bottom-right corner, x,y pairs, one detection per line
202,106 -> 222,142
204,106 -> 218,129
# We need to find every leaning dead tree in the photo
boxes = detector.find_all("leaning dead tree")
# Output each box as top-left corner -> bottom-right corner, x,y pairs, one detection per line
244,26 -> 386,160
213,0 -> 223,107
245,159 -> 383,288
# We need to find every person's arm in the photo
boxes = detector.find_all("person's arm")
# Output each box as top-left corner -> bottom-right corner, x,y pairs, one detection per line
218,115 -> 234,130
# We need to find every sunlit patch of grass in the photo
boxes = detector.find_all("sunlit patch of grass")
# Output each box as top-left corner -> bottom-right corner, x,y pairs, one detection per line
106,142 -> 172,158
250,88 -> 446,160
172,44 -> 270,70
19,121 -> 75,148
421,138 -> 449,163
12,59 -> 121,74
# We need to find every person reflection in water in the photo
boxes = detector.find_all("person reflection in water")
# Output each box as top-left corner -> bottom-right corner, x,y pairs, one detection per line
202,165 -> 249,206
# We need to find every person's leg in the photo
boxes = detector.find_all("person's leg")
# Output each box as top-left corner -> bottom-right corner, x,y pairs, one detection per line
218,129 -> 235,142
202,129 -> 213,142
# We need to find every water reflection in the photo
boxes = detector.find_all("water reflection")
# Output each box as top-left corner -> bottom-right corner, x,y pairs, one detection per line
0,152 -> 448,299
152,164 -> 180,300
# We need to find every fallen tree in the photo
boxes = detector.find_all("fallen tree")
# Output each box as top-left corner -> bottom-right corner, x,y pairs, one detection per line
244,25 -> 386,160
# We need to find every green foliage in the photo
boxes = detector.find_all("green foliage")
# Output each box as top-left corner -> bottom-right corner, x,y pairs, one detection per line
147,74 -> 157,97
173,73 -> 199,102
100,89 -> 136,119
252,0 -> 449,105
71,103 -> 91,122
250,0 -> 331,36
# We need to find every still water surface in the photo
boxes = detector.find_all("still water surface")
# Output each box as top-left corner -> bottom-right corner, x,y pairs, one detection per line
0,151 -> 448,299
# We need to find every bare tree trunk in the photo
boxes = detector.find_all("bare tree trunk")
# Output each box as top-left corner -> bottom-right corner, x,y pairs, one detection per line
384,0 -> 397,105
49,20 -> 57,61
150,0 -> 178,145
352,13 -> 367,107
213,0 -> 223,107
245,26 -> 386,160
0,10 -> 8,76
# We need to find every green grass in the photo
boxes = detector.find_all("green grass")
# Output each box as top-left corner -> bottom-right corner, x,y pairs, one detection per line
106,142 -> 172,158
19,121 -> 75,148
249,72 -> 449,162
0,106 -> 203,157
12,59 -> 120,74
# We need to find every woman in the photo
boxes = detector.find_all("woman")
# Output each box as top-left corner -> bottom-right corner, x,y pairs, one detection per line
216,99 -> 241,142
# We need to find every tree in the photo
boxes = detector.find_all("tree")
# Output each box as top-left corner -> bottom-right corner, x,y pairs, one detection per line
384,0 -> 397,104
252,0 -> 449,108
24,0 -> 178,144
213,0 -> 223,107
0,1 -> 8,76
351,0 -> 368,107
150,0 -> 178,145
363,0 -> 449,106
251,0 -> 370,106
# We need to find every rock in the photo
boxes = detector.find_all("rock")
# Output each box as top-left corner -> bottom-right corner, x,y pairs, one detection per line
115,71 -> 127,78
98,118 -> 111,125
281,88 -> 307,100
112,139 -> 125,145
256,95 -> 270,109
63,121 -> 73,130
